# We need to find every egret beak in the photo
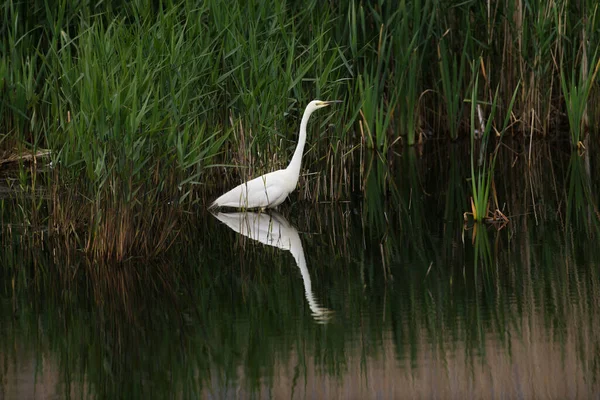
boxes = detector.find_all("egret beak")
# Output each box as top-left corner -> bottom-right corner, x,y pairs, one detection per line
320,100 -> 343,107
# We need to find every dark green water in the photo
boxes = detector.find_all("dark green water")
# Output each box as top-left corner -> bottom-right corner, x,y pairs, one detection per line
1,143 -> 600,399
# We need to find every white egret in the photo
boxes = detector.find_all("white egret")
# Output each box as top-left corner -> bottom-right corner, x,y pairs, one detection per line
209,100 -> 341,209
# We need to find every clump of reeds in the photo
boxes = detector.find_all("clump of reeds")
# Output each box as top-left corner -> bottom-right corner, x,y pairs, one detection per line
560,57 -> 600,148
1,0 -> 599,260
467,63 -> 519,224
3,0 -> 599,159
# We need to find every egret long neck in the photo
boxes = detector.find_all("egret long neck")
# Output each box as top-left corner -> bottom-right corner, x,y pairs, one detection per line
287,108 -> 313,180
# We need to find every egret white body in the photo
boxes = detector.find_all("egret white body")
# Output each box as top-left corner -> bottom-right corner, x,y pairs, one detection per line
209,100 -> 340,209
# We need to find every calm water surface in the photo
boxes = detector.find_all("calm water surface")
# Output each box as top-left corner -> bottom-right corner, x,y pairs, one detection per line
1,143 -> 599,399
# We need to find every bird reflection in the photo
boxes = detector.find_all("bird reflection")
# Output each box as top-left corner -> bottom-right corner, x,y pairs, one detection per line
213,211 -> 333,323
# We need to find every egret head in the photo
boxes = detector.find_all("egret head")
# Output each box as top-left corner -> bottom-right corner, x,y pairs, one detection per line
306,99 -> 342,113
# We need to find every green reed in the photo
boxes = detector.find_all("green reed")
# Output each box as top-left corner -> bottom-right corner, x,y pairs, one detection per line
354,0 -> 434,147
438,32 -> 469,140
0,0 -> 353,258
469,68 -> 519,222
2,0 -> 600,260
516,0 -> 557,133
560,57 -> 600,147
2,0 -> 599,187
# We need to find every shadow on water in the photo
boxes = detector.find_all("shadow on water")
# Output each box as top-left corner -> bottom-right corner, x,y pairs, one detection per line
1,141 -> 600,398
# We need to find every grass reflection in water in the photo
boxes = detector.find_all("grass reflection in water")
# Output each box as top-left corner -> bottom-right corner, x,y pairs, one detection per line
1,142 -> 600,399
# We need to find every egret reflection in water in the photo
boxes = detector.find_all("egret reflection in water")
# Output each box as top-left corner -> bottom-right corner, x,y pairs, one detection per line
213,211 -> 333,323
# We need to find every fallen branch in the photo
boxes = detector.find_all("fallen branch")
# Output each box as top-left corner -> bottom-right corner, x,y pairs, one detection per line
0,149 -> 51,166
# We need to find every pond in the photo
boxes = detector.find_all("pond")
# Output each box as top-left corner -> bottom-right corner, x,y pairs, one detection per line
1,142 -> 599,399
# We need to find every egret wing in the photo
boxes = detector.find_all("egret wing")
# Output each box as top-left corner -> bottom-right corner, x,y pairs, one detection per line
241,172 -> 289,208
211,170 -> 290,209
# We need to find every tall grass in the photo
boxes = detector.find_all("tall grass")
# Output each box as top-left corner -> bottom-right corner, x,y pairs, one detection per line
468,65 -> 519,222
2,1 -> 598,144
1,1 -> 351,259
3,0 -> 599,179
1,0 -> 600,259
438,33 -> 469,140
560,57 -> 600,147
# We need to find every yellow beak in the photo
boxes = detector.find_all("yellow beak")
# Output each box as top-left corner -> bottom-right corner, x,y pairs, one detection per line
319,100 -> 343,107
